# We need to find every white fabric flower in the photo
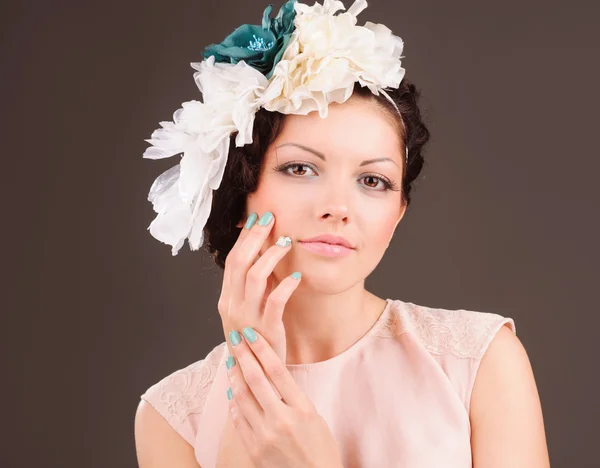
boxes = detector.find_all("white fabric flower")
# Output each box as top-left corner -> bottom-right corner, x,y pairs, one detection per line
263,0 -> 405,117
143,56 -> 268,255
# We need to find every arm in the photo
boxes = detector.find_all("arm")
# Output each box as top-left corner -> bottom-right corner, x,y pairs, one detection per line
470,324 -> 551,467
134,400 -> 201,468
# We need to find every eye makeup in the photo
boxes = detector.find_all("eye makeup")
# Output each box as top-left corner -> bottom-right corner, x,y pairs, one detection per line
273,160 -> 401,192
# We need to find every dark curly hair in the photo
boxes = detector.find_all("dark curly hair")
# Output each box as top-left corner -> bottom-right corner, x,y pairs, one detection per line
204,79 -> 431,269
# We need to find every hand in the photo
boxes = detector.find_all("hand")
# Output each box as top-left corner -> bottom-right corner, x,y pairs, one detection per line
226,326 -> 344,468
215,211 -> 300,468
218,211 -> 298,365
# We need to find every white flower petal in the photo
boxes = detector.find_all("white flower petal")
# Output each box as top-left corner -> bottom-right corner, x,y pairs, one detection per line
263,0 -> 406,117
188,187 -> 213,251
147,164 -> 181,212
148,207 -> 189,256
143,121 -> 193,160
347,0 -> 367,17
206,136 -> 231,191
179,148 -> 211,205
191,56 -> 267,148
146,164 -> 193,255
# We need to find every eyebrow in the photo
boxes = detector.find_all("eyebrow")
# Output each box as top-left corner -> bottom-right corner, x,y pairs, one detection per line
275,142 -> 400,168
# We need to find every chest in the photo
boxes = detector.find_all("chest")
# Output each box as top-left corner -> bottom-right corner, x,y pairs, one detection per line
302,369 -> 473,467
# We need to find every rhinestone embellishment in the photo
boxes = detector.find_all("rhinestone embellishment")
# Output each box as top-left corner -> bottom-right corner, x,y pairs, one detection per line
275,236 -> 292,247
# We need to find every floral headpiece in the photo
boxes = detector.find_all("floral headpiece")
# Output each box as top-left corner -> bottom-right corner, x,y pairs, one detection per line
143,0 -> 407,256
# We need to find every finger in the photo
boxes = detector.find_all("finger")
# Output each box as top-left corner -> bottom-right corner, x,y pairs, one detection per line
244,235 -> 293,316
221,212 -> 259,358
260,273 -> 274,313
262,272 -> 302,327
226,356 -> 265,434
226,388 -> 258,452
222,212 -> 257,303
228,329 -> 285,427
241,326 -> 313,411
229,211 -> 275,310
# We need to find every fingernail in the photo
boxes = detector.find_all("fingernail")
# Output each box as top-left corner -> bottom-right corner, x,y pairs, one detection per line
258,211 -> 273,226
244,212 -> 258,230
242,326 -> 257,343
276,236 -> 292,247
229,330 -> 241,346
226,355 -> 236,369
227,387 -> 233,400
291,271 -> 302,280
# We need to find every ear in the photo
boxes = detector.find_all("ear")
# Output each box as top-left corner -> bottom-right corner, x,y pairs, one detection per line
387,202 -> 407,244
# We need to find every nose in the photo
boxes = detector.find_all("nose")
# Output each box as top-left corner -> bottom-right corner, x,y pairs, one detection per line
318,184 -> 351,223
322,207 -> 349,223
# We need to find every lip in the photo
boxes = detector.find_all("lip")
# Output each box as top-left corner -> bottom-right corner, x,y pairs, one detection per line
299,234 -> 354,249
298,241 -> 353,257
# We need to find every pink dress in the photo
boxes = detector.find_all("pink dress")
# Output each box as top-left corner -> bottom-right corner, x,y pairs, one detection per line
140,298 -> 516,467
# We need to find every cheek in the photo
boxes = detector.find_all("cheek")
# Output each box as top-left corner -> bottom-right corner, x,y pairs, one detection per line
247,175 -> 295,212
364,207 -> 400,249
246,183 -> 298,253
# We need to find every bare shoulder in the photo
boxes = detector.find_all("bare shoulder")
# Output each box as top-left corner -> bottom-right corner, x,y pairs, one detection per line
470,324 -> 550,467
134,399 -> 202,468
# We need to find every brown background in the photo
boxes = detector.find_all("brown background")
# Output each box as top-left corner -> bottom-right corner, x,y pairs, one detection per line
3,0 -> 599,466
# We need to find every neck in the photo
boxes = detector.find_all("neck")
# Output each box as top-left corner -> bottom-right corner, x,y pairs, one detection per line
279,280 -> 387,365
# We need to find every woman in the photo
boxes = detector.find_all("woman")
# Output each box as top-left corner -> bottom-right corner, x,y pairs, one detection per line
134,1 -> 550,467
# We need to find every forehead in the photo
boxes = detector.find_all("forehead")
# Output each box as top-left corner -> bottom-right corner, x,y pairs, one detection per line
270,97 -> 403,162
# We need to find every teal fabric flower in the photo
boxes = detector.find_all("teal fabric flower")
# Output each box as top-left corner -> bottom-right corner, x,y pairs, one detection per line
202,0 -> 297,79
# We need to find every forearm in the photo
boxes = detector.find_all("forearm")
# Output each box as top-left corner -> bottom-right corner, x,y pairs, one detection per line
215,411 -> 256,468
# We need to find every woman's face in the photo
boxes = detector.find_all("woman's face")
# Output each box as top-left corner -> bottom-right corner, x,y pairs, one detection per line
245,96 -> 407,293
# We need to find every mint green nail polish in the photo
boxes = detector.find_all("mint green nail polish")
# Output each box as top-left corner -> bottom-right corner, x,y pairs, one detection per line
242,326 -> 257,343
244,212 -> 258,230
258,211 -> 273,226
227,387 -> 233,400
226,355 -> 236,369
229,330 -> 241,346
291,271 -> 302,280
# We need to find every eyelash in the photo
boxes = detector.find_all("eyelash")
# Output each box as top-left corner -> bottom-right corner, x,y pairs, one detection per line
274,161 -> 400,192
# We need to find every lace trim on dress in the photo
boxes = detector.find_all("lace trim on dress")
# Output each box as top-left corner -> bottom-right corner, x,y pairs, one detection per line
141,342 -> 226,425
369,300 -> 516,359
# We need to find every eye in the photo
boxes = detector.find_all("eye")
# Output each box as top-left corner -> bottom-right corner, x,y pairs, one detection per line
360,174 -> 396,191
275,162 -> 400,192
279,162 -> 316,177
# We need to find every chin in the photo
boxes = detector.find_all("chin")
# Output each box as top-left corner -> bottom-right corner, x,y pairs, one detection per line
292,265 -> 360,291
